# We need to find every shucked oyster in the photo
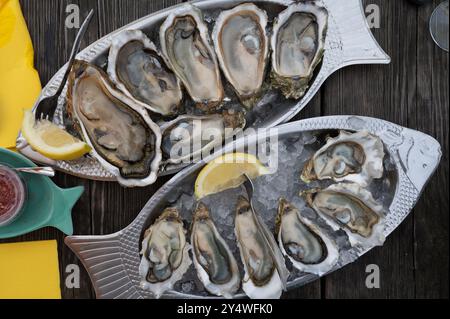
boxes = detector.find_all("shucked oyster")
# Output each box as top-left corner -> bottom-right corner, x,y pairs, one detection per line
107,30 -> 183,117
276,198 -> 338,276
301,131 -> 385,187
160,4 -> 224,113
191,203 -> 240,298
234,196 -> 289,299
271,2 -> 328,99
160,110 -> 246,164
66,60 -> 162,187
303,183 -> 385,248
212,3 -> 269,108
139,207 -> 192,298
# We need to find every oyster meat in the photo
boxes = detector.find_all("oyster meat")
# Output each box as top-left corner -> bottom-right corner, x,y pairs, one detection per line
303,183 -> 385,248
276,198 -> 338,276
212,3 -> 269,108
191,203 -> 240,298
108,30 -> 183,117
234,196 -> 289,299
67,60 -> 162,187
160,4 -> 224,113
139,207 -> 192,298
160,110 -> 246,164
271,2 -> 328,99
301,130 -> 385,187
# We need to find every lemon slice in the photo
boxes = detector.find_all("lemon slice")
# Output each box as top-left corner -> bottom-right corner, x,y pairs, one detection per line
21,110 -> 91,160
195,152 -> 271,199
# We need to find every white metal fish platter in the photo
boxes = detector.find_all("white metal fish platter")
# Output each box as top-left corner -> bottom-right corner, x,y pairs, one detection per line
65,116 -> 441,299
16,0 -> 390,183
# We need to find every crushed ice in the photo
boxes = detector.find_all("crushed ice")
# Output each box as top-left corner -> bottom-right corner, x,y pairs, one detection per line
162,130 -> 397,296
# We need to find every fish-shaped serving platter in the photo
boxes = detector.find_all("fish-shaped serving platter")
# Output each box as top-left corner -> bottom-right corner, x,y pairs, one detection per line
16,0 -> 390,182
65,116 -> 441,299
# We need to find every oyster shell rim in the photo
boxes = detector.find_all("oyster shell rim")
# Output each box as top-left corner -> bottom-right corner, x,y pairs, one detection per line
159,3 -> 225,112
301,130 -> 385,187
303,182 -> 386,249
159,110 -> 246,165
234,196 -> 289,299
107,29 -> 183,117
190,202 -> 241,299
270,1 -> 329,99
66,60 -> 163,188
139,207 -> 192,298
276,198 -> 339,276
212,3 -> 269,108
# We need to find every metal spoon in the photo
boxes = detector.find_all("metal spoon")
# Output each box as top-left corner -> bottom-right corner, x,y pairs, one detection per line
0,165 -> 55,177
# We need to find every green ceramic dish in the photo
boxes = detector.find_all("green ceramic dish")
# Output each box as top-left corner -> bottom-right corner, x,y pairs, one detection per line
0,148 -> 83,239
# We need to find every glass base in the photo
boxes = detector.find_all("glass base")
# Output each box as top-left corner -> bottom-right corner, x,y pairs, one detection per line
430,1 -> 449,52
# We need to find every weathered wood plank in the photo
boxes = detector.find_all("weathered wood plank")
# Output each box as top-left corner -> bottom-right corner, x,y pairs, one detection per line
411,0 -> 449,299
97,0 -> 185,36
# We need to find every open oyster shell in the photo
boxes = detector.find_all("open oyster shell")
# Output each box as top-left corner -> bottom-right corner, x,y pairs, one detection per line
234,196 -> 289,299
212,3 -> 269,108
107,30 -> 183,117
191,203 -> 240,298
303,183 -> 386,248
66,60 -> 162,187
276,198 -> 339,276
301,130 -> 385,187
139,207 -> 192,298
160,110 -> 246,164
271,2 -> 328,99
160,4 -> 224,113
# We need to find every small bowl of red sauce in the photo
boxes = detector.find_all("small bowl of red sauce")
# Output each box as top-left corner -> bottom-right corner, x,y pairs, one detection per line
0,165 -> 27,227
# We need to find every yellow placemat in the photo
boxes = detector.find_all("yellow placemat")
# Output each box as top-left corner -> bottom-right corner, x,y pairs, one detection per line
0,240 -> 61,299
0,0 -> 41,149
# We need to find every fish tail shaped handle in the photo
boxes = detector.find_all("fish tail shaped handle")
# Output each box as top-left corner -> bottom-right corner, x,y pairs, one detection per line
64,233 -> 138,299
46,186 -> 84,235
324,0 -> 391,67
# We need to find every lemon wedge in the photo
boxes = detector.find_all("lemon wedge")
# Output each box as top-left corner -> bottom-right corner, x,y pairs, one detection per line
21,110 -> 91,160
195,152 -> 270,199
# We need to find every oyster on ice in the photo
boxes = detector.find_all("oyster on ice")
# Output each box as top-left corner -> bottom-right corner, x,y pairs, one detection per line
160,110 -> 246,164
303,183 -> 385,248
234,196 -> 289,299
301,131 -> 385,187
271,2 -> 328,99
276,198 -> 338,276
160,4 -> 224,113
191,203 -> 240,298
107,30 -> 183,117
139,207 -> 192,298
212,3 -> 269,108
66,60 -> 162,187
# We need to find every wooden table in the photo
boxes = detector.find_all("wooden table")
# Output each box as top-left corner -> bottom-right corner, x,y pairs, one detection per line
3,0 -> 448,299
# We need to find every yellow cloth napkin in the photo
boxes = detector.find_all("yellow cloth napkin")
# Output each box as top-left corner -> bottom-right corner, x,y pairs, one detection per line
0,240 -> 61,299
0,0 -> 41,149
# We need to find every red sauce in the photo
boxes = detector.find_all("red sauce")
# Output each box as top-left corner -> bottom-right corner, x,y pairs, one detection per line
0,166 -> 26,226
